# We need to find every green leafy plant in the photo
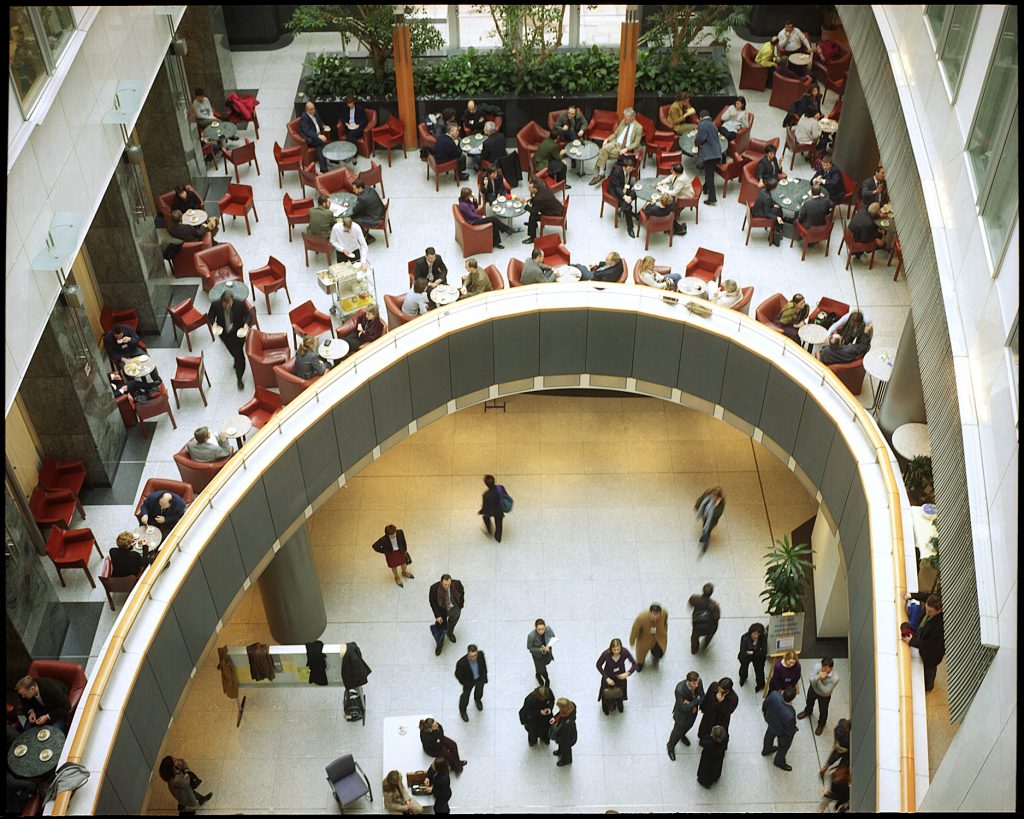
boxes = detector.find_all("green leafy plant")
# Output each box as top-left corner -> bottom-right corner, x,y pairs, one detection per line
636,49 -> 729,94
904,455 -> 934,505
640,5 -> 752,63
474,4 -> 568,82
302,53 -> 394,99
761,534 -> 814,615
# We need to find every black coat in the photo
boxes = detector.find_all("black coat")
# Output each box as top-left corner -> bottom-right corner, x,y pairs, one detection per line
608,163 -> 628,202
480,486 -> 503,517
351,188 -> 385,224
429,579 -> 465,620
207,299 -> 252,335
481,133 -> 507,166
698,683 -> 738,738
104,327 -> 143,361
454,651 -> 488,686
762,689 -> 798,740
738,629 -> 768,665
420,723 -> 452,755
751,189 -> 779,219
431,133 -> 463,164
19,677 -> 71,722
550,713 -> 577,747
673,679 -> 705,723
371,530 -> 407,554
340,641 -> 372,688
797,194 -> 831,227
306,640 -> 328,686
109,547 -> 144,578
427,765 -> 451,812
590,261 -> 624,283
413,254 -> 449,284
529,185 -> 563,217
697,732 -> 729,786
756,154 -> 783,183
909,609 -> 945,667
519,689 -> 555,737
849,208 -> 880,244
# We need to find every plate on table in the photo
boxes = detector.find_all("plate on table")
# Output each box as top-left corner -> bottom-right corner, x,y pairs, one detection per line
879,219 -> 891,227
13,744 -> 27,758
779,179 -> 789,186
225,427 -> 236,436
802,194 -> 809,200
573,139 -> 581,146
497,196 -> 506,202
782,197 -> 792,205
39,749 -> 53,762
36,729 -> 50,741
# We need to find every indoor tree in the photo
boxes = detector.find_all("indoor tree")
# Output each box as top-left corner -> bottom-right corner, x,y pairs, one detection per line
760,534 -> 814,615
474,4 -> 568,80
641,4 -> 752,65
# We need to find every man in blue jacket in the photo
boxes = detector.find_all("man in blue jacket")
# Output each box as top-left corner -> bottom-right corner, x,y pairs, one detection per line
694,110 -> 723,206
430,123 -> 468,180
762,685 -> 799,771
299,100 -> 331,172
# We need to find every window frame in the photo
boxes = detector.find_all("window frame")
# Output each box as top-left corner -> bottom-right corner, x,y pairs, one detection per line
924,5 -> 981,102
9,5 -> 77,118
1005,312 -> 1019,430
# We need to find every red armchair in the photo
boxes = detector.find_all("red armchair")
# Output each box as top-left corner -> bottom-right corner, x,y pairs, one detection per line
516,121 -> 550,172
45,527 -> 99,588
743,202 -> 778,247
249,256 -> 292,313
99,556 -> 140,611
289,300 -> 333,348
133,479 -> 193,525
298,162 -> 320,199
130,383 -> 177,438
452,204 -> 493,257
427,152 -> 460,192
827,357 -> 866,395
157,185 -> 203,226
507,257 -> 525,287
245,329 -> 291,388
170,352 -> 211,409
273,141 -> 303,188
655,149 -> 683,176
417,122 -> 437,155
839,219 -> 878,270
173,445 -> 230,493
218,183 -> 259,235
38,459 -> 87,516
27,660 -> 87,720
639,209 -> 675,249
534,166 -> 566,202
791,215 -> 835,260
283,192 -> 313,242
358,160 -> 386,199
239,387 -> 283,430
274,357 -> 321,405
738,162 -> 761,209
168,297 -> 213,352
483,264 -> 505,291
755,293 -> 789,333
587,109 -> 618,143
714,151 -> 750,199
384,293 -> 414,326
733,286 -> 755,315
370,116 -> 407,167
812,296 -> 850,324
29,487 -> 78,532
222,137 -> 260,182
812,42 -> 852,92
769,73 -> 812,112
100,306 -> 140,335
535,234 -> 571,268
363,199 -> 391,247
676,176 -> 703,225
286,118 -> 317,167
740,43 -> 772,91
335,311 -> 388,350
194,243 -> 244,293
539,196 -> 569,242
742,135 -> 781,166
599,177 -> 623,228
685,248 -> 724,284
658,103 -> 697,132
316,166 -> 356,198
171,233 -> 213,278
302,231 -> 333,267
337,108 -> 378,157
782,126 -> 817,170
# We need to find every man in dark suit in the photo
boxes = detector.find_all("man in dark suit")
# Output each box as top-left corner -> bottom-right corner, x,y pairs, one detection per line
752,178 -> 785,247
480,120 -> 507,168
814,153 -> 845,203
578,252 -> 625,282
430,123 -> 468,180
522,177 -> 562,243
796,182 -> 832,229
850,202 -> 887,252
903,592 -> 945,691
608,154 -> 637,236
818,335 -> 872,365
299,101 -> 331,172
429,574 -> 465,656
755,143 -> 785,184
413,248 -> 448,306
860,165 -> 889,207
349,180 -> 385,244
339,95 -> 368,143
139,490 -> 187,538
207,290 -> 253,389
454,645 -> 488,721
762,685 -> 799,771
694,110 -> 723,205
667,670 -> 704,759
103,324 -> 143,369
16,675 -> 71,734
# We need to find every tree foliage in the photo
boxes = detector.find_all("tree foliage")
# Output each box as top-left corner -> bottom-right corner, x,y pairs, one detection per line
641,5 -> 752,66
474,4 -> 568,80
760,534 -> 814,615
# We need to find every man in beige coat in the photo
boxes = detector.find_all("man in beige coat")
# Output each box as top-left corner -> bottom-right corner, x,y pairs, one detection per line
590,108 -> 643,184
629,603 -> 669,671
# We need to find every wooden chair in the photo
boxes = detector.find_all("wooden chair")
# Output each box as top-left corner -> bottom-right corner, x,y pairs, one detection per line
167,298 -> 213,352
170,352 -> 211,409
222,138 -> 261,182
249,256 -> 292,313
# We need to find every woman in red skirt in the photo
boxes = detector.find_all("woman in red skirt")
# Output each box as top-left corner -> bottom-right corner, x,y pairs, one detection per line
371,524 -> 415,587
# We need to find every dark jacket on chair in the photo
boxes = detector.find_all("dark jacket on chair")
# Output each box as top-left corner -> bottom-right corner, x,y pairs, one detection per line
341,641 -> 372,688
455,651 -> 489,686
590,260 -> 624,283
306,640 -> 328,686
751,189 -> 780,219
849,208 -> 881,244
481,132 -> 507,166
529,185 -> 563,217
796,194 -> 831,227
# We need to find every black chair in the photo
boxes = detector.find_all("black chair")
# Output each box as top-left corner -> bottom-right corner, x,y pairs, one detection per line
325,754 -> 373,812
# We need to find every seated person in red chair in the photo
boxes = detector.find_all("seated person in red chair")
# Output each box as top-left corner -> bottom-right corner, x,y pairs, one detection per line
340,304 -> 386,350
752,178 -> 785,247
849,203 -> 888,256
16,675 -> 71,735
480,120 -> 507,169
173,184 -> 202,213
104,324 -> 144,369
167,209 -> 216,246
756,143 -> 785,185
299,100 -> 332,173
340,95 -> 368,143
413,247 -> 449,303
522,178 -> 564,245
521,248 -> 557,285
777,20 -> 812,59
795,182 -> 833,244
139,490 -> 187,538
777,294 -> 810,342
461,100 -> 501,136
423,107 -> 457,141
552,104 -> 588,142
111,531 -> 150,576
813,153 -> 845,203
608,154 -> 639,238
186,426 -> 233,463
403,278 -> 431,317
208,290 -> 253,390
657,163 -> 695,237
718,96 -> 753,142
307,195 -> 336,239
294,334 -> 330,378
828,311 -> 874,345
574,252 -> 624,283
480,165 -> 511,206
429,123 -> 469,181
350,180 -> 386,245
642,192 -> 676,222
817,331 -> 872,366
108,370 -> 150,399
533,133 -> 569,185
458,187 -> 517,249
589,107 -> 642,186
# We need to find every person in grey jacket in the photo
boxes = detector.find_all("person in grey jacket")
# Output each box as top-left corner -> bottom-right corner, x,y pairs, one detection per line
350,180 -> 386,243
798,658 -> 839,735
694,110 -> 723,205
293,334 -> 328,379
762,686 -> 799,771
185,426 -> 233,462
667,670 -> 705,759
527,619 -> 555,685
520,248 -> 556,284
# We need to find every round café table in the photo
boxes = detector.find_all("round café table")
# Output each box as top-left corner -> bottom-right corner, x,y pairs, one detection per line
627,176 -> 669,204
329,191 -> 358,217
819,117 -> 839,134
181,209 -> 208,227
131,525 -> 162,561
555,265 -> 582,283
7,725 -> 66,779
219,413 -> 253,450
564,140 -> 599,177
787,52 -> 813,75
202,120 -> 238,142
319,337 -> 350,363
772,177 -> 812,216
208,278 -> 249,304
679,130 -> 728,158
323,140 -> 357,165
678,277 -> 708,298
123,355 -> 157,381
459,133 -> 486,155
798,322 -> 829,352
892,423 -> 931,460
863,348 -> 895,414
490,196 -> 526,230
429,284 -> 460,306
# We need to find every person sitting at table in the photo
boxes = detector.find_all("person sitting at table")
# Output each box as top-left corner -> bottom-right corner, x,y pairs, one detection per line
712,279 -> 743,308
413,247 -> 449,295
576,252 -> 624,283
104,324 -> 144,368
382,769 -> 422,816
667,91 -> 699,135
173,184 -> 203,213
480,165 -> 511,206
111,531 -> 148,577
307,195 -> 336,239
293,334 -> 329,379
642,192 -> 676,223
192,87 -> 215,129
755,143 -> 786,186
752,178 -> 785,247
755,37 -> 780,71
424,107 -> 457,140
776,293 -> 810,342
341,95 -> 368,143
718,96 -> 752,142
785,84 -> 822,128
553,104 -> 588,142
350,179 -> 385,244
330,216 -> 369,265
480,120 -> 507,169
849,202 -> 888,254
608,154 -> 638,238
520,248 -> 557,285
16,675 -> 71,734
461,99 -> 486,135
654,162 -> 694,236
403,277 -> 431,317
815,39 -> 845,66
458,187 -> 515,249
522,177 -> 563,244
299,100 -> 331,173
636,256 -> 680,289
794,113 -> 824,156
796,182 -> 832,232
430,123 -> 469,181
166,209 -> 210,245
813,153 -> 845,203
139,490 -> 187,538
828,310 -> 874,345
589,107 -> 642,185
186,426 -> 233,463
818,332 -> 873,366
533,133 -> 569,185
108,370 -> 149,400
861,165 -> 889,207
777,20 -> 811,58
340,304 -> 385,350
460,259 -> 493,298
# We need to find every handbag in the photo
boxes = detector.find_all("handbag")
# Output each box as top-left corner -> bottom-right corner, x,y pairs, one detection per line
405,551 -> 413,565
497,484 -> 513,514
406,770 -> 428,788
602,686 -> 625,701
693,608 -> 715,636
186,770 -> 202,791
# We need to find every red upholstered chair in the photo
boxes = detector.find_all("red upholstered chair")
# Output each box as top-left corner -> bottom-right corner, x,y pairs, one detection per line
827,95 -> 843,121
838,216 -> 878,270
539,196 -> 569,241
363,200 -> 391,247
302,231 -> 333,267
730,119 -> 753,157
170,352 -> 211,409
38,460 -> 87,517
298,162 -> 320,199
289,300 -> 333,348
812,42 -> 852,90
769,72 -> 812,111
655,149 -> 683,176
384,293 -> 414,326
218,183 -> 259,235
358,160 -> 385,199
245,329 -> 291,388
171,233 -> 213,278
535,234 -> 570,267
274,358 -> 320,405
201,136 -> 220,171
676,176 -> 702,225
714,151 -> 749,199
239,387 -> 283,430
686,248 -> 724,284
27,660 -> 87,720
29,487 -> 78,532
157,185 -> 203,226
633,260 -> 673,286
599,176 -> 622,228
791,215 -> 835,260
534,166 -> 566,202
756,293 -> 789,332
273,141 -> 303,188
483,264 -> 505,291
452,204 -> 493,257
546,109 -> 568,133
133,479 -> 194,525
639,209 -> 675,249
335,311 -> 389,350
167,298 -> 213,351
287,118 -> 317,167
98,556 -> 140,611
827,357 -> 866,395
245,298 -> 261,331
740,43 -> 772,91
732,286 -> 755,315
194,243 -> 243,292
370,116 -> 407,167
427,153 -> 459,192
283,193 -> 313,242
174,445 -> 230,493
507,257 -> 525,287
222,138 -> 260,182
417,122 -> 437,154
782,126 -> 816,170
249,256 -> 292,313
738,162 -> 761,209
658,103 -> 697,131
129,384 -> 177,438
100,306 -> 140,335
743,203 -> 777,247
742,135 -> 781,166
45,527 -> 99,588
337,108 -> 378,157
515,121 -> 550,171
812,296 -> 850,324
316,166 -> 356,198
587,109 -> 618,142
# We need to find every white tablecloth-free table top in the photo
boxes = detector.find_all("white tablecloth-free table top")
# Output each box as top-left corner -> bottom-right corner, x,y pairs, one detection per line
382,716 -> 435,808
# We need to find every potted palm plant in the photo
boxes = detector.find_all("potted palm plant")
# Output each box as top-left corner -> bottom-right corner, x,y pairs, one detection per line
761,534 -> 815,615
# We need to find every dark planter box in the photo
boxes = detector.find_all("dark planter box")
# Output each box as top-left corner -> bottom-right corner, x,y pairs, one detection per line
749,6 -> 825,38
224,5 -> 299,46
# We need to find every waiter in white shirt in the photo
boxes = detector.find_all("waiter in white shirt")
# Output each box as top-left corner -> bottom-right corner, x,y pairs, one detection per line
329,216 -> 369,266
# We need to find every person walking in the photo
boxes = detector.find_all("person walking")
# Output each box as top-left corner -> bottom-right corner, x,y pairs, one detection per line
479,474 -> 509,542
423,757 -> 452,814
820,718 -> 851,777
666,670 -> 704,760
694,110 -> 723,205
428,574 -> 465,657
371,523 -> 414,587
595,638 -> 638,715
158,755 -> 211,814
694,486 -> 725,551
768,649 -> 802,694
629,603 -> 668,671
519,684 -> 555,746
527,619 -> 555,685
819,762 -> 851,812
454,644 -> 487,722
207,289 -> 253,390
797,657 -> 839,735
697,677 -> 738,739
418,717 -> 466,774
549,698 -> 578,767
688,583 -> 721,654
697,725 -> 729,788
738,622 -> 769,692
762,686 -> 799,771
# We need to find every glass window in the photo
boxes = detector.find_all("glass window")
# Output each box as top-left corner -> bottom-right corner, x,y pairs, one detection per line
579,5 -> 626,47
416,4 -> 448,51
37,6 -> 75,63
980,113 -> 1017,262
1007,316 -> 1019,421
966,7 -> 1017,189
938,5 -> 978,91
925,5 -> 947,40
9,6 -> 48,110
458,6 -> 499,49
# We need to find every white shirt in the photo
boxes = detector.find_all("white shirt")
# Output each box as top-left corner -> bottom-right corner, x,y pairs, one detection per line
720,106 -> 751,134
402,289 -> 429,316
388,535 -> 399,551
777,26 -> 810,52
329,221 -> 368,260
193,98 -> 213,120
795,115 -> 822,145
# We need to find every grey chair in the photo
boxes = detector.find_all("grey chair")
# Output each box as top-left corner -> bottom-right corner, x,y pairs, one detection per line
325,754 -> 372,812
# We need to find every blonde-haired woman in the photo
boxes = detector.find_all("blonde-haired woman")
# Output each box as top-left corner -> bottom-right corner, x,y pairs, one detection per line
636,256 -> 680,290
382,769 -> 422,815
712,279 -> 743,309
293,333 -> 328,379
549,698 -> 578,766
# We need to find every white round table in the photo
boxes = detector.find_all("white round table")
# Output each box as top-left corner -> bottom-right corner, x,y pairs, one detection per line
123,355 -> 156,379
819,117 -> 839,134
323,140 -> 357,165
219,413 -> 253,449
555,265 -> 581,283
678,277 -> 708,297
429,284 -> 460,305
892,423 -> 931,460
798,323 -> 829,351
863,348 -> 895,414
318,337 -> 350,362
181,209 -> 208,226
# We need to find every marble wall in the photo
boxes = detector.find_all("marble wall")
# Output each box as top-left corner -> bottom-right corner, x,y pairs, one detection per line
179,6 -> 228,109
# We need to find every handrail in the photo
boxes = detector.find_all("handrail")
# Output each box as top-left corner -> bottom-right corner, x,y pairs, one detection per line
53,284 -> 914,814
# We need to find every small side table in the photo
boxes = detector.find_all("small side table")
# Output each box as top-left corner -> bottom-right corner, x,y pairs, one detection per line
891,423 -> 931,460
798,323 -> 828,353
863,348 -> 895,415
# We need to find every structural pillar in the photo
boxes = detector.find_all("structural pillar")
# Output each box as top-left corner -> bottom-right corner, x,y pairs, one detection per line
257,524 -> 327,644
831,62 -> 879,184
878,314 -> 927,437
178,5 -> 237,107
616,6 -> 640,115
393,10 -> 418,150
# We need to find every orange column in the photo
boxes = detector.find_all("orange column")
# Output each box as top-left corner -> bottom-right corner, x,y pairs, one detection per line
392,14 -> 418,149
617,8 -> 640,115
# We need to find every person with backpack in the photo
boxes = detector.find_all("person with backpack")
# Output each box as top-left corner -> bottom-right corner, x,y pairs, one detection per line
688,583 -> 721,654
479,474 -> 511,542
694,487 -> 726,551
